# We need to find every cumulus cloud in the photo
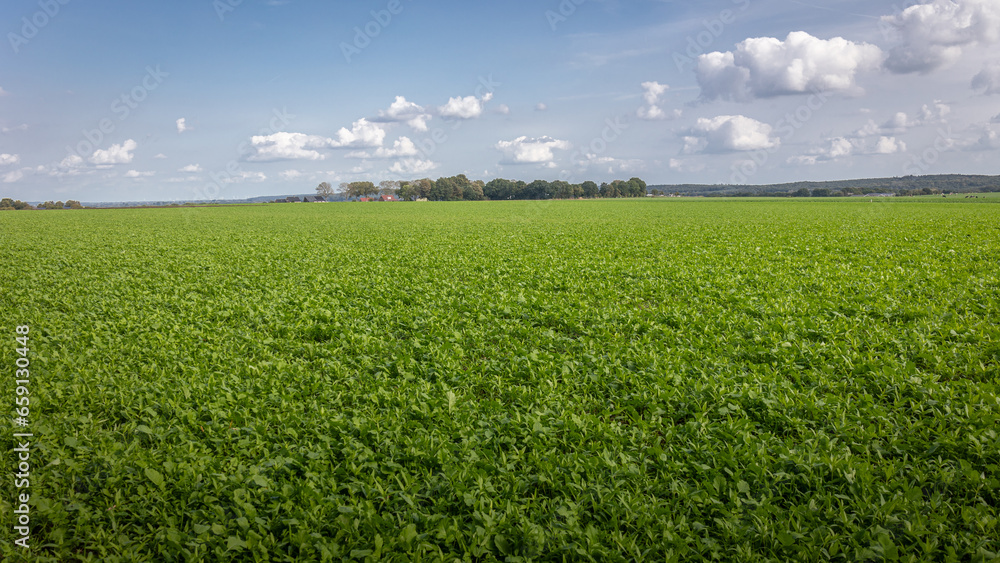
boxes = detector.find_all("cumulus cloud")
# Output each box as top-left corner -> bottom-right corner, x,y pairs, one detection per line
792,134 -> 905,165
696,32 -> 883,101
178,164 -> 202,173
279,169 -> 303,180
374,96 -> 431,131
574,153 -> 645,174
683,115 -> 779,153
329,118 -> 386,148
349,137 -> 419,159
535,103 -> 548,112
972,62 -> 1000,94
881,0 -> 1000,74
439,93 -> 493,119
496,104 -> 511,115
389,158 -> 438,174
637,81 -> 680,120
124,170 -> 155,178
919,100 -> 951,122
60,154 -> 84,168
249,132 -> 330,161
176,118 -> 188,133
1,124 -> 28,133
3,169 -> 24,183
0,153 -> 20,166
495,136 -> 572,164
90,139 -> 137,165
225,171 -> 267,183
154,153 -> 167,159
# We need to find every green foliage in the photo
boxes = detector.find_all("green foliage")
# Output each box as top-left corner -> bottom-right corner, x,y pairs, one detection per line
1,199 -> 998,560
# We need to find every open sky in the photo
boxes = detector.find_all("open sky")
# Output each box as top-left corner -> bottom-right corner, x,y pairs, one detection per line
2,0 -> 999,201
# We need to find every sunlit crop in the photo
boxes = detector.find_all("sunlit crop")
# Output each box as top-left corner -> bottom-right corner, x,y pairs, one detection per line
2,198 -> 998,561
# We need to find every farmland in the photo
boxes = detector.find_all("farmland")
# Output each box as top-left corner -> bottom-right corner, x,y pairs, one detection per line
2,198 -> 999,561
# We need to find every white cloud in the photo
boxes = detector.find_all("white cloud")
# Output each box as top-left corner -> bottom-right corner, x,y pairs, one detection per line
972,62 -> 1000,94
225,171 -> 267,183
90,139 -> 137,165
696,32 -> 883,101
496,104 -> 511,115
60,154 -> 84,168
683,115 -> 779,153
374,96 -> 431,131
920,100 -> 951,122
495,136 -> 572,164
0,153 -> 20,166
154,153 -> 167,159
178,164 -> 202,173
637,81 -> 680,120
992,113 -> 1000,124
389,158 -> 438,174
874,136 -> 907,154
279,169 -> 303,180
124,170 -> 155,178
971,128 -> 1000,150
328,118 -> 386,148
535,103 -> 548,112
1,124 -> 27,133
349,137 -> 420,159
176,118 -> 188,133
882,0 -> 1000,74
3,169 -> 23,183
574,153 -> 645,173
439,94 -> 492,119
249,132 -> 328,161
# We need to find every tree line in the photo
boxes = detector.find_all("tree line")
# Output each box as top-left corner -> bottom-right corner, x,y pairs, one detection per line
1,198 -> 84,210
319,176 -> 649,201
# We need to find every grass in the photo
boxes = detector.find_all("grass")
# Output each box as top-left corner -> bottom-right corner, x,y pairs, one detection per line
1,198 -> 999,561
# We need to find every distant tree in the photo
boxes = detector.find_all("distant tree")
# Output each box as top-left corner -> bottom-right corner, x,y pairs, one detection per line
792,188 -> 811,197
348,181 -> 377,199
524,180 -> 552,200
0,197 -> 14,210
316,182 -> 333,198
378,180 -> 400,196
65,200 -> 84,209
484,178 -> 517,200
412,178 -> 434,199
464,179 -> 485,201
581,181 -> 599,198
811,188 -> 831,197
397,182 -> 417,201
551,180 -> 573,199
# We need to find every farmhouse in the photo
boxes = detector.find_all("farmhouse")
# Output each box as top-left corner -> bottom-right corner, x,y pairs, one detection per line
380,195 -> 398,202
303,196 -> 325,202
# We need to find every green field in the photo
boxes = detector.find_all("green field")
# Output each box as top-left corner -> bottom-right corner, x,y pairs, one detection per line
2,199 -> 999,561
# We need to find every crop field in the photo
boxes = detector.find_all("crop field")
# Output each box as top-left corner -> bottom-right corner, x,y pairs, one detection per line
2,198 -> 999,561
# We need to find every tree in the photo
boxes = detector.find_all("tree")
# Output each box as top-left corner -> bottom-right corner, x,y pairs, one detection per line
581,181 -> 599,198
378,180 -> 400,196
347,181 -> 377,199
464,179 -> 485,201
65,200 -> 84,209
397,182 -> 417,201
316,182 -> 333,198
792,187 -> 811,197
0,197 -> 14,210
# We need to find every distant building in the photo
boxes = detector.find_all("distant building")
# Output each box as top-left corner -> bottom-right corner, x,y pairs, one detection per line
303,196 -> 325,202
359,197 -> 372,202
379,194 -> 398,202
285,196 -> 302,202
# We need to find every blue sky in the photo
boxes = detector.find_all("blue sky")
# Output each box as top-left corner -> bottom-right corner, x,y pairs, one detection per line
2,0 -> 999,201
